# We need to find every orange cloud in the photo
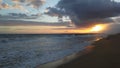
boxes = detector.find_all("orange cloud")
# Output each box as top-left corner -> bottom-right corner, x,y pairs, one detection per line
1,3 -> 10,9
12,0 -> 46,9
12,4 -> 29,12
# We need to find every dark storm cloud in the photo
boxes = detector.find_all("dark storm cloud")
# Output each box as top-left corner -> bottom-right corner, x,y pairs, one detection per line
103,23 -> 120,34
46,0 -> 120,27
44,7 -> 66,17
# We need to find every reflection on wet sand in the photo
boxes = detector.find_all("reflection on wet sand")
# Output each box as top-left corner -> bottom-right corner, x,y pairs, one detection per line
57,34 -> 120,68
37,36 -> 101,68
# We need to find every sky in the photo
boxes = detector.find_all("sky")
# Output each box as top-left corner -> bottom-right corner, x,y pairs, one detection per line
0,0 -> 120,34
0,0 -> 60,22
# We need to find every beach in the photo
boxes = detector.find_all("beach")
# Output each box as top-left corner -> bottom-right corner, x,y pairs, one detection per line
0,34 -> 120,68
58,34 -> 120,68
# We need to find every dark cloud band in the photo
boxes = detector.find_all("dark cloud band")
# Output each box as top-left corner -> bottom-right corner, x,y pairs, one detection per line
46,0 -> 120,27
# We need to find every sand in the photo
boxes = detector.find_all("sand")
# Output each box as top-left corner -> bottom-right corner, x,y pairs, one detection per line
58,33 -> 120,68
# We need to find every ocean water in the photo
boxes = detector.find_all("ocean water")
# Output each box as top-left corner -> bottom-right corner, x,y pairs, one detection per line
0,34 -> 102,68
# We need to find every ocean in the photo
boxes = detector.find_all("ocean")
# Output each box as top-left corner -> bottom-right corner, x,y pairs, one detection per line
0,34 -> 102,68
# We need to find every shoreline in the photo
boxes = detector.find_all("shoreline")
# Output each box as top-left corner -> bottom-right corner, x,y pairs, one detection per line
0,34 -> 101,68
36,45 -> 95,68
37,33 -> 120,68
58,34 -> 120,68
36,35 -> 102,68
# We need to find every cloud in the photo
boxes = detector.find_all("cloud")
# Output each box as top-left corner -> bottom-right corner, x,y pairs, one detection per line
0,13 -> 31,20
0,0 -> 46,12
0,3 -> 29,13
12,4 -> 29,12
0,20 -> 68,26
46,0 -> 120,27
103,23 -> 120,34
0,0 -> 2,3
45,7 -> 66,17
0,13 -> 41,19
0,3 -> 10,9
12,0 -> 46,9
29,0 -> 45,9
12,0 -> 26,3
0,0 -> 46,19
8,13 -> 27,17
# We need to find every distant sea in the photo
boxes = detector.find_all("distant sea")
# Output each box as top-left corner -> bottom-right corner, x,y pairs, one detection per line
0,34 -> 102,68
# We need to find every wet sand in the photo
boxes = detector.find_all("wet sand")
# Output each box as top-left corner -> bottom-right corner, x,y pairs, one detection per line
36,45 -> 94,68
58,34 -> 120,68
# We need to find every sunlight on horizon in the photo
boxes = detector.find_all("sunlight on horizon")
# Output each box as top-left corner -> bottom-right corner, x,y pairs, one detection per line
0,24 -> 110,34
90,24 -> 106,33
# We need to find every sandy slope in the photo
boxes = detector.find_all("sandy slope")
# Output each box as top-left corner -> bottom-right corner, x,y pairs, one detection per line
58,34 -> 120,68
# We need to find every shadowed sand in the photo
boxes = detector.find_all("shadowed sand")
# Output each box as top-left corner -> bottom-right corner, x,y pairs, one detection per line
58,34 -> 120,68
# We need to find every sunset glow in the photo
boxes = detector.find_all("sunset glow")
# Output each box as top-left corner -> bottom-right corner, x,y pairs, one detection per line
90,25 -> 104,32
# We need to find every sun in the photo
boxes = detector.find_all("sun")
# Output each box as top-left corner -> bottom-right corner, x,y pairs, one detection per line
91,25 -> 104,32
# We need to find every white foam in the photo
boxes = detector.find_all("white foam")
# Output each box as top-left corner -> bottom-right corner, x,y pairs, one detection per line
0,35 -> 100,68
